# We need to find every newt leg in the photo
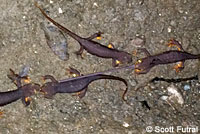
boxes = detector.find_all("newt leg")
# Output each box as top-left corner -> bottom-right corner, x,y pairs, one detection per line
73,88 -> 88,98
21,96 -> 31,107
66,67 -> 81,77
7,69 -> 30,87
78,88 -> 87,98
112,59 -> 121,67
174,61 -> 185,72
42,75 -> 58,83
87,31 -> 103,40
167,39 -> 184,51
137,48 -> 151,56
74,45 -> 84,58
7,69 -> 21,87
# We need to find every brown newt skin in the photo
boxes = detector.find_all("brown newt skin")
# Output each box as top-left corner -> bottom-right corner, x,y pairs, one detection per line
35,3 -> 132,67
0,69 -> 40,107
41,71 -> 128,100
135,40 -> 200,74
0,83 -> 40,106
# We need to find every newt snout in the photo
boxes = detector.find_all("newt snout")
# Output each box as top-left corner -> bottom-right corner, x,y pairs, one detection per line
134,58 -> 154,74
118,52 -> 133,65
40,75 -> 59,99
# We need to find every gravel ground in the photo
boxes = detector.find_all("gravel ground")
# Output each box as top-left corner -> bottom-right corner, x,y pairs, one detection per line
0,0 -> 200,134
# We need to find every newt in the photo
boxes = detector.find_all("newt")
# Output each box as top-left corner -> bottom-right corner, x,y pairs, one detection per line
134,39 -> 200,74
0,69 -> 40,106
35,3 -> 132,67
41,67 -> 128,100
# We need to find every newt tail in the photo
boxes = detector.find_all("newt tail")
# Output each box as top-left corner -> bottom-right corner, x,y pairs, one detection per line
35,2 -> 81,41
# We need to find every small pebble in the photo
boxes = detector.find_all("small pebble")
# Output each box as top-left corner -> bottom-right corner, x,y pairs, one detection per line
168,26 -> 172,33
183,84 -> 190,91
131,37 -> 145,47
167,85 -> 184,105
160,96 -> 168,101
123,122 -> 130,128
93,2 -> 98,7
58,7 -> 63,14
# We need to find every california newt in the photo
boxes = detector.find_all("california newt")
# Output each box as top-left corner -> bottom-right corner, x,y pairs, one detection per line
0,83 -> 40,106
134,39 -> 200,74
41,67 -> 128,100
35,3 -> 132,67
0,69 -> 40,106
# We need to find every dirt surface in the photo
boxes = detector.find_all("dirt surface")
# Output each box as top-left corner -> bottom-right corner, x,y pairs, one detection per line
0,0 -> 200,134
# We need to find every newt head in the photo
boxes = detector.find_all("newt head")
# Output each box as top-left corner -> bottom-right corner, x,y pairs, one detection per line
20,83 -> 40,106
21,83 -> 41,97
41,82 -> 58,99
116,52 -> 132,65
134,58 -> 153,74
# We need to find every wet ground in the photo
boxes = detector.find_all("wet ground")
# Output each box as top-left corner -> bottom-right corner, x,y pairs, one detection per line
0,0 -> 200,134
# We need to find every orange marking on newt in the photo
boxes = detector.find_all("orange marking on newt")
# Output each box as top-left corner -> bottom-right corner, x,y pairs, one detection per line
132,50 -> 137,56
0,111 -> 3,116
23,77 -> 31,84
66,68 -> 79,77
96,36 -> 101,40
174,62 -> 183,72
25,97 -> 31,102
167,40 -> 181,51
134,69 -> 142,74
108,44 -> 114,49
72,92 -> 81,97
115,60 -> 121,65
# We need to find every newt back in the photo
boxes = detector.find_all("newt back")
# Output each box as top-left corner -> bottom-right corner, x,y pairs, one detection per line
41,74 -> 128,100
